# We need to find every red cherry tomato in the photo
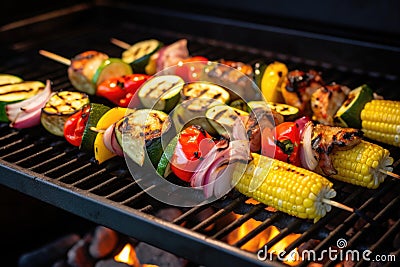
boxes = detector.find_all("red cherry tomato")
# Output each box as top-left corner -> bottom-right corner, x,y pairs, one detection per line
96,74 -> 151,107
170,125 -> 214,182
261,122 -> 301,166
63,105 -> 91,147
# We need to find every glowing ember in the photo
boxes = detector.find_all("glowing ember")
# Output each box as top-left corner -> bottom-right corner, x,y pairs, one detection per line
226,213 -> 301,264
114,243 -> 138,266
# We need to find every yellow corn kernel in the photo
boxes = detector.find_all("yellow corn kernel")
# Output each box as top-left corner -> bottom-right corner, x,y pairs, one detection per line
361,100 -> 400,147
232,153 -> 336,222
328,140 -> 394,189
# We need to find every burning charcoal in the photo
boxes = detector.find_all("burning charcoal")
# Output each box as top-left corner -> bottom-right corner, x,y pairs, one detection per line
155,208 -> 182,222
18,233 -> 80,267
67,238 -> 95,267
95,259 -> 132,267
135,242 -> 187,267
89,226 -> 119,259
297,239 -> 320,254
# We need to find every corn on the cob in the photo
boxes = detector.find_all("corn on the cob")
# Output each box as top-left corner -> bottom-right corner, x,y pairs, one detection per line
325,140 -> 393,189
361,100 -> 400,147
232,153 -> 336,222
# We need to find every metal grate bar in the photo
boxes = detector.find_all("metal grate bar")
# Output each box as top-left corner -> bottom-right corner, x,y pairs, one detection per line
191,195 -> 247,231
139,205 -> 154,213
120,184 -> 157,205
324,196 -> 400,267
260,220 -> 303,251
55,162 -> 92,181
172,201 -> 212,225
14,146 -> 54,165
105,180 -> 142,199
297,181 -> 396,267
211,204 -> 266,239
234,213 -> 281,248
282,187 -> 364,255
0,138 -> 24,151
88,175 -> 121,193
0,143 -> 35,160
29,151 -> 68,170
42,158 -> 79,176
0,131 -> 18,141
71,168 -> 107,187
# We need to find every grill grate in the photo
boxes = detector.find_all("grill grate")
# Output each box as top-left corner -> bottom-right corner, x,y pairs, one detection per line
1,5 -> 399,267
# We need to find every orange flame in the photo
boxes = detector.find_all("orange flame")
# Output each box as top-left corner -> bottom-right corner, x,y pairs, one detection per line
114,243 -> 139,266
226,213 -> 302,265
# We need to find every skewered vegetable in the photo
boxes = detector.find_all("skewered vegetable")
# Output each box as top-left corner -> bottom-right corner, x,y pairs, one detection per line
96,74 -> 150,107
6,80 -> 52,129
0,74 -> 23,86
68,51 -> 109,95
261,121 -> 301,166
232,153 -> 336,222
0,80 -> 47,124
255,61 -> 287,103
360,100 -> 400,147
115,109 -> 171,167
334,84 -> 374,128
79,103 -> 111,153
64,105 -> 90,147
138,75 -> 184,112
41,91 -> 89,136
93,107 -> 128,164
205,104 -> 248,138
248,101 -> 299,121
170,125 -> 214,182
324,140 -> 393,189
121,39 -> 163,73
92,58 -> 133,88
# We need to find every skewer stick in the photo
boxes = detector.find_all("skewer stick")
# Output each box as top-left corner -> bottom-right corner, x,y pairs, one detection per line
39,50 -> 71,66
89,127 -> 105,133
379,169 -> 400,179
110,38 -> 131,50
322,199 -> 354,213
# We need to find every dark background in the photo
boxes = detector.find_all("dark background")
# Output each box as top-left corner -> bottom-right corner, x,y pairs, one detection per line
1,0 -> 399,46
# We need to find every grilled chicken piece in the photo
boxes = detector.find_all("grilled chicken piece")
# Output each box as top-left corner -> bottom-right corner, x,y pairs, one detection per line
246,108 -> 284,152
68,51 -> 109,95
311,83 -> 350,125
282,70 -> 324,114
312,124 -> 363,175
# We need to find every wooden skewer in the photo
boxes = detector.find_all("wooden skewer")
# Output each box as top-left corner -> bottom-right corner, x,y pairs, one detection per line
322,198 -> 354,213
89,127 -> 105,133
39,50 -> 71,66
110,38 -> 131,50
379,169 -> 400,179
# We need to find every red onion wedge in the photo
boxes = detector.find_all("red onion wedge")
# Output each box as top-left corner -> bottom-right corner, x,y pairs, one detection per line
7,80 -> 52,129
191,140 -> 250,199
103,124 -> 123,157
299,121 -> 318,170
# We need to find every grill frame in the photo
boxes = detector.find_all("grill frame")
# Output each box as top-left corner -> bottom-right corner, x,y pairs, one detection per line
1,3 -> 400,267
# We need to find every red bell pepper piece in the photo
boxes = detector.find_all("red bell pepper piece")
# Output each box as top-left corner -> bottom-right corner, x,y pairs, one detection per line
261,122 -> 301,166
170,125 -> 214,182
96,74 -> 151,107
63,105 -> 91,147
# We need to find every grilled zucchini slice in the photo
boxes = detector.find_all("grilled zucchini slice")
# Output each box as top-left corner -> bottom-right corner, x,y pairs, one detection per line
41,91 -> 90,136
138,75 -> 184,112
181,81 -> 230,104
0,74 -> 23,86
115,109 -> 171,167
206,104 -> 248,137
122,39 -> 163,73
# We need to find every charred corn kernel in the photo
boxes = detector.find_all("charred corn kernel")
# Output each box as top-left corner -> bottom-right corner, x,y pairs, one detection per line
232,153 -> 336,222
327,140 -> 394,189
361,100 -> 400,147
